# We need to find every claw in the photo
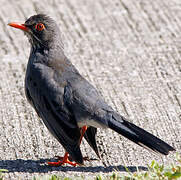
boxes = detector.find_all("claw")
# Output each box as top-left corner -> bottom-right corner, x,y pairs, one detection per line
48,155 -> 96,167
47,152 -> 77,167
47,160 -> 77,167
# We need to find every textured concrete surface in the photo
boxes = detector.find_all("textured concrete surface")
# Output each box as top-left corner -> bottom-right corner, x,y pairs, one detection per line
0,0 -> 181,179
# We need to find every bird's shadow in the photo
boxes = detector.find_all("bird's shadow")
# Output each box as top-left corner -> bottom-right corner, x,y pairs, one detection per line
0,158 -> 148,173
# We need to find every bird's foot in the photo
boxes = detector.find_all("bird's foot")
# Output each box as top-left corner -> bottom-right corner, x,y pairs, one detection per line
56,155 -> 97,162
47,152 -> 77,167
47,155 -> 96,167
47,159 -> 77,167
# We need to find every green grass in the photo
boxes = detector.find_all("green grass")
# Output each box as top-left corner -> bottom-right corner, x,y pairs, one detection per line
33,154 -> 181,180
0,169 -> 8,180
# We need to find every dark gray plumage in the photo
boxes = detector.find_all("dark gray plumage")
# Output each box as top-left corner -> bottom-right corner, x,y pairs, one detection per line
8,14 -> 175,165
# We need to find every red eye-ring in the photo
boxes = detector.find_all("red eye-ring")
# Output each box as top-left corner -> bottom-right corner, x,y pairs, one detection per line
35,23 -> 45,31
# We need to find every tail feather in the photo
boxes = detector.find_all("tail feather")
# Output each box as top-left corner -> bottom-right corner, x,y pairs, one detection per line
84,127 -> 100,158
108,113 -> 175,155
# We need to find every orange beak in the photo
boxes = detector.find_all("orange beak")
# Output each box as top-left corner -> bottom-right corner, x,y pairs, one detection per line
8,22 -> 29,32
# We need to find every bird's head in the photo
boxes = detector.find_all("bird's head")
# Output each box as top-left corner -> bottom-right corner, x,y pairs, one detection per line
8,14 -> 63,50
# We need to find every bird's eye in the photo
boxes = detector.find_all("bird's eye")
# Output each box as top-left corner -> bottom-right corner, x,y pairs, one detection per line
35,23 -> 45,31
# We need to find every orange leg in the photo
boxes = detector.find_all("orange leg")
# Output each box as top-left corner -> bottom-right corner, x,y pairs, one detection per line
79,126 -> 88,145
47,126 -> 88,167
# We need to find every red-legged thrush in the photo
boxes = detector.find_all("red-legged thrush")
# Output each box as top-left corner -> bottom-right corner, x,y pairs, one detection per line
8,14 -> 175,166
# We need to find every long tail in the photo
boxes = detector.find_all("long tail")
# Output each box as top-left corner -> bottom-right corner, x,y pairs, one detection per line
84,127 -> 100,158
107,112 -> 175,155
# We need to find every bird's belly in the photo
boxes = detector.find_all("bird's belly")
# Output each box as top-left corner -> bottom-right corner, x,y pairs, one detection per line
77,117 -> 107,129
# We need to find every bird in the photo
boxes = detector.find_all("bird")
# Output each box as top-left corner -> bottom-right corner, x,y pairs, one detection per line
8,14 -> 175,166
